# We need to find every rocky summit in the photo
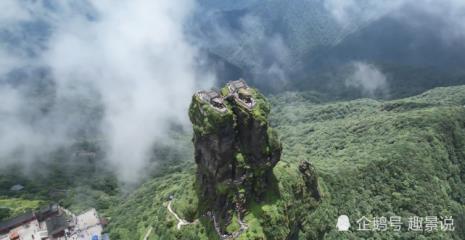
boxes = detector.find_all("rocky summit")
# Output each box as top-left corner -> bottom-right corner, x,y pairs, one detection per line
188,79 -> 282,232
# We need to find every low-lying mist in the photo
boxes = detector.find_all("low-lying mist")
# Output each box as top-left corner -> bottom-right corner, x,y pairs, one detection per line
0,0 -> 214,185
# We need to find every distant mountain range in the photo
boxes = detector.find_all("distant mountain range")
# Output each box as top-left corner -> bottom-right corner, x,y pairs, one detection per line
2,1 -> 465,98
193,0 -> 465,95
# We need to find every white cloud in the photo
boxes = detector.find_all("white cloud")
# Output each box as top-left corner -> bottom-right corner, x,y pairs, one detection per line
397,0 -> 465,43
201,13 -> 292,90
345,61 -> 388,97
324,0 -> 465,42
0,48 -> 22,76
0,0 -> 214,184
324,0 -> 405,28
0,0 -> 31,23
0,85 -> 69,170
47,0 -> 212,184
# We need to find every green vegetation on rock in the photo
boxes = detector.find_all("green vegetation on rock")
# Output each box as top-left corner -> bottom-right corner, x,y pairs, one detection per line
108,85 -> 465,239
4,85 -> 465,240
188,82 -> 291,237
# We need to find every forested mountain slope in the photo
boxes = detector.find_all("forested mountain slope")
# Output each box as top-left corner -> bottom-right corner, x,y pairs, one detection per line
193,1 -> 465,94
108,85 -> 465,239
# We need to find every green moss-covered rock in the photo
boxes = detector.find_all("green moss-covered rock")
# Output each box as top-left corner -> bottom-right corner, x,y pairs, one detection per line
108,85 -> 465,240
189,80 -> 283,235
188,94 -> 235,136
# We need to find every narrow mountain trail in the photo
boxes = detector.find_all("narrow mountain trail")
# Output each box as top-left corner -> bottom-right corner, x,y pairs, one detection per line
142,227 -> 152,240
211,211 -> 248,240
166,200 -> 197,230
166,199 -> 247,239
228,213 -> 249,240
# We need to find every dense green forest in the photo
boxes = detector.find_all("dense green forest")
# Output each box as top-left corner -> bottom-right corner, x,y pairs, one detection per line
2,1 -> 465,239
90,85 -> 465,239
3,85 -> 465,239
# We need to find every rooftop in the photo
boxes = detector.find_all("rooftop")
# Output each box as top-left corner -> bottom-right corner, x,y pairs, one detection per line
196,90 -> 227,112
227,79 -> 255,109
227,79 -> 248,93
0,205 -> 106,240
9,185 -> 24,192
0,212 -> 35,234
46,214 -> 68,236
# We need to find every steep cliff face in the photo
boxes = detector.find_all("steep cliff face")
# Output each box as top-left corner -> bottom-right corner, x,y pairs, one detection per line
188,80 -> 282,232
188,90 -> 236,228
298,161 -> 321,201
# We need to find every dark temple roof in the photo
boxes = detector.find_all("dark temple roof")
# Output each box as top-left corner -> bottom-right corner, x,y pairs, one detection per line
0,211 -> 35,233
46,214 -> 68,236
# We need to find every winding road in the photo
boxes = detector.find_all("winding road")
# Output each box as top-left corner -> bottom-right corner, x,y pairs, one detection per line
212,211 -> 248,240
167,200 -> 197,230
142,227 -> 152,240
165,199 -> 247,239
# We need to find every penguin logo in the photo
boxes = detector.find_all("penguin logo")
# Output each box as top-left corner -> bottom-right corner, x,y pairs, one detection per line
336,215 -> 350,231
